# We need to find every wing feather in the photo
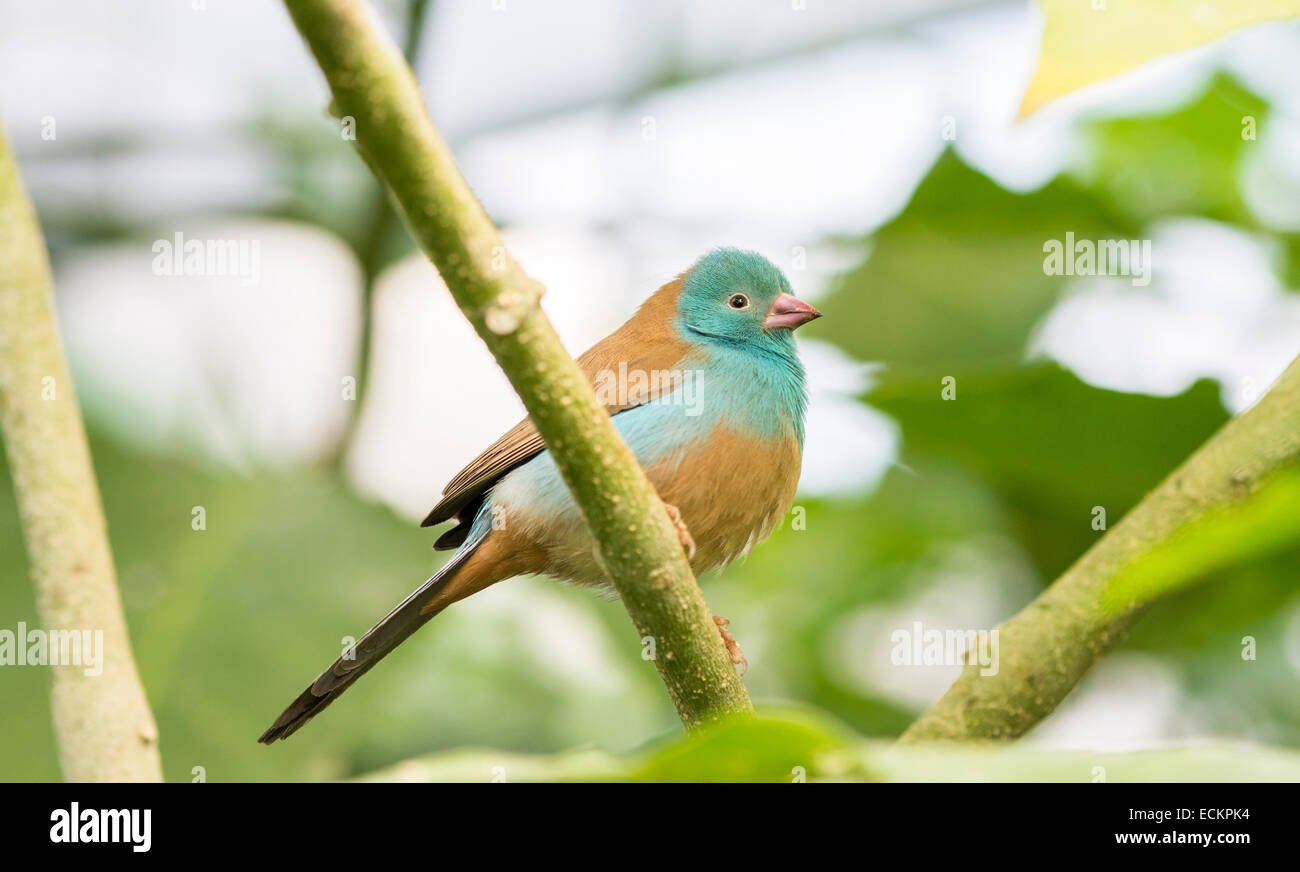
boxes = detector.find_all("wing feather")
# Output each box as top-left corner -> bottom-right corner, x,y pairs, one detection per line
420,276 -> 691,538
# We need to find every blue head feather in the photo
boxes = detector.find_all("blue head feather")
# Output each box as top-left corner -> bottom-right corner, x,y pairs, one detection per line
673,248 -> 808,446
676,248 -> 797,354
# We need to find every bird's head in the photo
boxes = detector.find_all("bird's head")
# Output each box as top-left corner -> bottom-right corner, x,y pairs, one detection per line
675,248 -> 820,355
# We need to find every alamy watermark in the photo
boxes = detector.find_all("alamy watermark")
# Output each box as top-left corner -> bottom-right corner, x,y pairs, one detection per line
1043,232 -> 1151,287
152,231 -> 261,286
0,621 -> 103,676
890,621 -> 999,676
593,364 -> 704,416
50,803 -> 150,852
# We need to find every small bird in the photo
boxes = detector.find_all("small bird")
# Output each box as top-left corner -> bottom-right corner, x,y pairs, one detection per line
259,248 -> 820,742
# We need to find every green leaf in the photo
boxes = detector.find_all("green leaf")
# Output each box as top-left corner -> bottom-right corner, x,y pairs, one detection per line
351,736 -> 1300,782
1021,0 -> 1300,116
1103,467 -> 1300,616
1075,73 -> 1268,227
810,151 -> 1132,383
634,709 -> 852,783
868,364 -> 1228,578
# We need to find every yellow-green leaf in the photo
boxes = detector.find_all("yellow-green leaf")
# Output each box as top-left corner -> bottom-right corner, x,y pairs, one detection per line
1021,0 -> 1300,117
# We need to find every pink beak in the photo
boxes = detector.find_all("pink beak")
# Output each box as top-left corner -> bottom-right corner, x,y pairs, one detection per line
764,293 -> 822,330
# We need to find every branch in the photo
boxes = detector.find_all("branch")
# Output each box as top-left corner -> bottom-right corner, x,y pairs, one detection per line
902,355 -> 1300,741
0,128 -> 162,781
281,0 -> 752,729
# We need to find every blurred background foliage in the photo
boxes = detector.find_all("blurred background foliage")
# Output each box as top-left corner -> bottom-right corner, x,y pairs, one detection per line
2,1 -> 1299,781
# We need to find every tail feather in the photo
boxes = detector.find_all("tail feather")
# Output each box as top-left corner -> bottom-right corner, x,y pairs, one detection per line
258,531 -> 487,744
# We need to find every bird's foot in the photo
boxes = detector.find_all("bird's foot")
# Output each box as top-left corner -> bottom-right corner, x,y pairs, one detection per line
663,503 -> 696,561
713,615 -> 748,675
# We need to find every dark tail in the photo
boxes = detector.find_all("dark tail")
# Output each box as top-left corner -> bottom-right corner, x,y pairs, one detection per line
258,533 -> 486,744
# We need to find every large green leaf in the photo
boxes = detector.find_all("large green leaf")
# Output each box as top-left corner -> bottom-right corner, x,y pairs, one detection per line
810,151 -> 1133,382
868,364 -> 1228,578
1075,74 -> 1268,227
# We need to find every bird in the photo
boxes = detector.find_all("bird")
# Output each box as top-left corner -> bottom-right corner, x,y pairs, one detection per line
259,248 -> 821,743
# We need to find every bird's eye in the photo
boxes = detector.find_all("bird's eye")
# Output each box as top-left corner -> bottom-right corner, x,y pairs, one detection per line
728,293 -> 749,310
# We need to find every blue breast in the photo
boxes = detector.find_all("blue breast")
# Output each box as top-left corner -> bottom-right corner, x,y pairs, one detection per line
490,345 -> 806,524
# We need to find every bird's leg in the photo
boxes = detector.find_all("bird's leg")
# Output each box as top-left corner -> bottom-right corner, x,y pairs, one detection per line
663,502 -> 696,561
660,504 -> 743,671
713,615 -> 748,675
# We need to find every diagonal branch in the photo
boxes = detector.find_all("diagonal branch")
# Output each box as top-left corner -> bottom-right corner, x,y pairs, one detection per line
0,128 -> 163,781
902,354 -> 1300,741
281,0 -> 752,730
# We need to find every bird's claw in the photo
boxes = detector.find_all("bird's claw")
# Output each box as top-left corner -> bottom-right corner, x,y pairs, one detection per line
713,615 -> 748,675
664,503 -> 696,561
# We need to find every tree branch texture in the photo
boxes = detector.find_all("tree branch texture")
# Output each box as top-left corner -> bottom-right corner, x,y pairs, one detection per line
0,128 -> 163,781
281,0 -> 753,729
902,355 -> 1300,741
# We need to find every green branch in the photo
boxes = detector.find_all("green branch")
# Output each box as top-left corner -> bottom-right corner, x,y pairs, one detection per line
902,355 -> 1300,741
0,128 -> 162,781
281,0 -> 752,729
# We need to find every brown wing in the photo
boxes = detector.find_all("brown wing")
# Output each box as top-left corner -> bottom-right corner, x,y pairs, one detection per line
421,276 -> 691,547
